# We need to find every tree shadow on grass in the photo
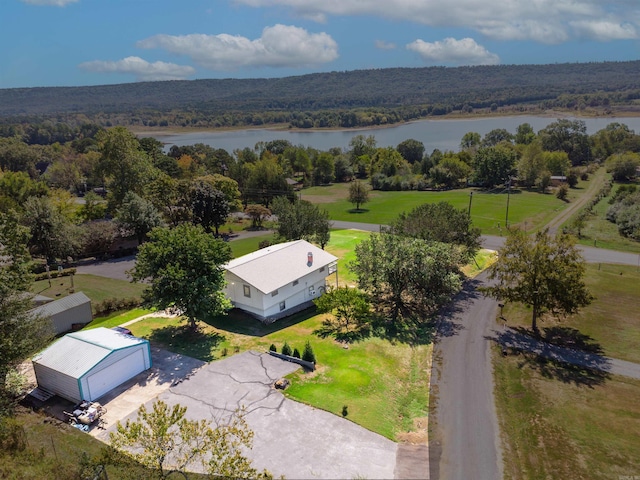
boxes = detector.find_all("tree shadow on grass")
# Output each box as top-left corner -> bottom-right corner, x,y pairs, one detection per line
202,307 -> 318,337
494,326 -> 610,388
347,208 -> 370,214
146,324 -> 225,362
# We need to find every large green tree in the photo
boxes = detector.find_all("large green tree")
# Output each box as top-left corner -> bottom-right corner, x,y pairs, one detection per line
538,119 -> 592,166
23,196 -> 81,262
271,197 -> 331,248
472,145 -> 517,188
389,201 -> 481,259
115,191 -> 164,245
96,127 -> 156,210
350,233 -> 464,329
397,139 -> 425,164
0,211 -> 54,412
130,224 -> 232,331
482,228 -> 593,331
190,180 -> 230,236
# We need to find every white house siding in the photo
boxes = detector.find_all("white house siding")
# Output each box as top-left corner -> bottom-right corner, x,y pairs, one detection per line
32,363 -> 82,403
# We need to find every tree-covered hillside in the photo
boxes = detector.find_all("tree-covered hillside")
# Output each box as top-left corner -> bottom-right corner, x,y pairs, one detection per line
1,61 -> 639,129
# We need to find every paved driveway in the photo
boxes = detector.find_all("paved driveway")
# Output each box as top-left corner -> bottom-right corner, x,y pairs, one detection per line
99,351 -> 397,479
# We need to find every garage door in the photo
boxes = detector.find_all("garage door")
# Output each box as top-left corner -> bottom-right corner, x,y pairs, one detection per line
85,348 -> 145,401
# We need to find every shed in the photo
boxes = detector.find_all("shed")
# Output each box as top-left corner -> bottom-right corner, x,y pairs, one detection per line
223,240 -> 337,323
32,327 -> 152,403
30,291 -> 92,335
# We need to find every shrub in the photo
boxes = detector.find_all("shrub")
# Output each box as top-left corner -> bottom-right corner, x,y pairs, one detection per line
94,297 -> 141,316
302,341 -> 316,364
567,171 -> 579,188
292,348 -> 301,359
269,344 -> 277,352
258,240 -> 272,249
281,342 -> 292,356
34,268 -> 77,281
556,184 -> 569,200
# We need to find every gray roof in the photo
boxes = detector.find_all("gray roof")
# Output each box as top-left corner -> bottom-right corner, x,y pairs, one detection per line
225,240 -> 337,294
30,292 -> 91,317
32,327 -> 148,378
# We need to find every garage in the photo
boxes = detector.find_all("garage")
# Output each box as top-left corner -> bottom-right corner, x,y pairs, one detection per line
32,327 -> 152,403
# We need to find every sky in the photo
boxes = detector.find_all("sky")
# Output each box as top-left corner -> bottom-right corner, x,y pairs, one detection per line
2,0 -> 640,89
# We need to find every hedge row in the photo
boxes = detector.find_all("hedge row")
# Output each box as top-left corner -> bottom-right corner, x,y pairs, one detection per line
94,297 -> 142,316
34,268 -> 76,281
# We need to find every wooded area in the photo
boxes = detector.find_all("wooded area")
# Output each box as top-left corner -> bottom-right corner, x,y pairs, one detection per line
1,61 -> 639,129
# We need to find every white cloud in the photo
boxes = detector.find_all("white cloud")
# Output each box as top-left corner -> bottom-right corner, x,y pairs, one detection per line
79,56 -> 195,81
234,0 -> 639,43
21,0 -> 78,5
375,40 -> 396,50
137,24 -> 338,70
406,37 -> 500,66
570,20 -> 637,40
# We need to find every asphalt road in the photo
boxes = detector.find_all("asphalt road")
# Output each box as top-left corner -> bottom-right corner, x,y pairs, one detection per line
429,273 -> 503,480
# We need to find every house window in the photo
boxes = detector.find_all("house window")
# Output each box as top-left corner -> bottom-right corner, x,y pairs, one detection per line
243,285 -> 251,298
279,301 -> 286,311
292,280 -> 299,286
319,266 -> 325,273
271,289 -> 279,297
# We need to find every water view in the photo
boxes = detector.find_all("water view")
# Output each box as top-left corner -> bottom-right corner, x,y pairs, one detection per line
153,115 -> 640,153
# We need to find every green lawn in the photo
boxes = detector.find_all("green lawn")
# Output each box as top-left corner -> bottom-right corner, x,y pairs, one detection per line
128,311 -> 430,441
325,228 -> 371,286
84,308 -> 153,329
32,274 -> 146,306
229,233 -> 275,258
495,350 -> 640,480
501,263 -> 640,363
303,183 -> 569,235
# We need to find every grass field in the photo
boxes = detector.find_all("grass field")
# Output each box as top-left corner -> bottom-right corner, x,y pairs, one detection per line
303,183 -> 569,235
495,260 -> 640,477
501,263 -> 640,363
494,350 -> 640,480
129,311 -> 430,441
31,274 -> 146,305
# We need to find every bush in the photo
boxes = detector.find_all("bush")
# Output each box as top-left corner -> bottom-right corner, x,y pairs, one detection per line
556,184 -> 569,200
281,342 -> 292,356
258,240 -> 272,249
292,348 -> 301,359
302,341 -> 316,364
34,268 -> 77,281
269,344 -> 277,352
567,171 -> 579,188
94,297 -> 141,316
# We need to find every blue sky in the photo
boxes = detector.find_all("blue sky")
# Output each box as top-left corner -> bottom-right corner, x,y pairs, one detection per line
3,0 -> 640,88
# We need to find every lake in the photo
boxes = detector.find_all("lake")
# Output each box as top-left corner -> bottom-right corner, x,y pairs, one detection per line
151,115 -> 640,154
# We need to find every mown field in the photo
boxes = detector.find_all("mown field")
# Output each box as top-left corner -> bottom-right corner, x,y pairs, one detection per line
495,262 -> 640,478
303,183 -> 572,235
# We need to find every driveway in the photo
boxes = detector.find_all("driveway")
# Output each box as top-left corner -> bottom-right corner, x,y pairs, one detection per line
98,351 -> 398,479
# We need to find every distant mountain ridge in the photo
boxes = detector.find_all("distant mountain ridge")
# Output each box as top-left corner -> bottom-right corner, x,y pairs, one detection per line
1,61 -> 639,119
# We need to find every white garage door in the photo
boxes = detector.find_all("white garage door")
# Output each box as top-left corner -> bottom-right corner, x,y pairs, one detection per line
85,348 -> 145,401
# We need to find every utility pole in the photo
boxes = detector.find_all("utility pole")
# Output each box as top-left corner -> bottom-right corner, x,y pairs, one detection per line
468,191 -> 473,217
505,179 -> 511,228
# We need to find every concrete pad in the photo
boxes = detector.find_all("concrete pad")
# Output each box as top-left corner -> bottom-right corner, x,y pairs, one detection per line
92,346 -> 205,438
102,351 -> 397,479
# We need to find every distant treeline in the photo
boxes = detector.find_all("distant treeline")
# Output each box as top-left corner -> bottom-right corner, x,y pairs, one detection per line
1,61 -> 640,129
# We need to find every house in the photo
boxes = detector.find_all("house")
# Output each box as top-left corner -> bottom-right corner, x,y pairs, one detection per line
30,291 -> 92,335
32,327 -> 152,403
223,240 -> 337,323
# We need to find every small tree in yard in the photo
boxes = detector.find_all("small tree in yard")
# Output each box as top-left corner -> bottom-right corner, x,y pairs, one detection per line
302,341 -> 316,364
348,180 -> 370,211
314,286 -> 372,342
244,204 -> 271,229
109,400 -> 272,479
281,342 -> 292,356
482,228 -> 593,332
556,184 -> 569,201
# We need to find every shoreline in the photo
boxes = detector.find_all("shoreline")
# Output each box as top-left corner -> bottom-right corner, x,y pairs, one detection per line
131,108 -> 640,137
